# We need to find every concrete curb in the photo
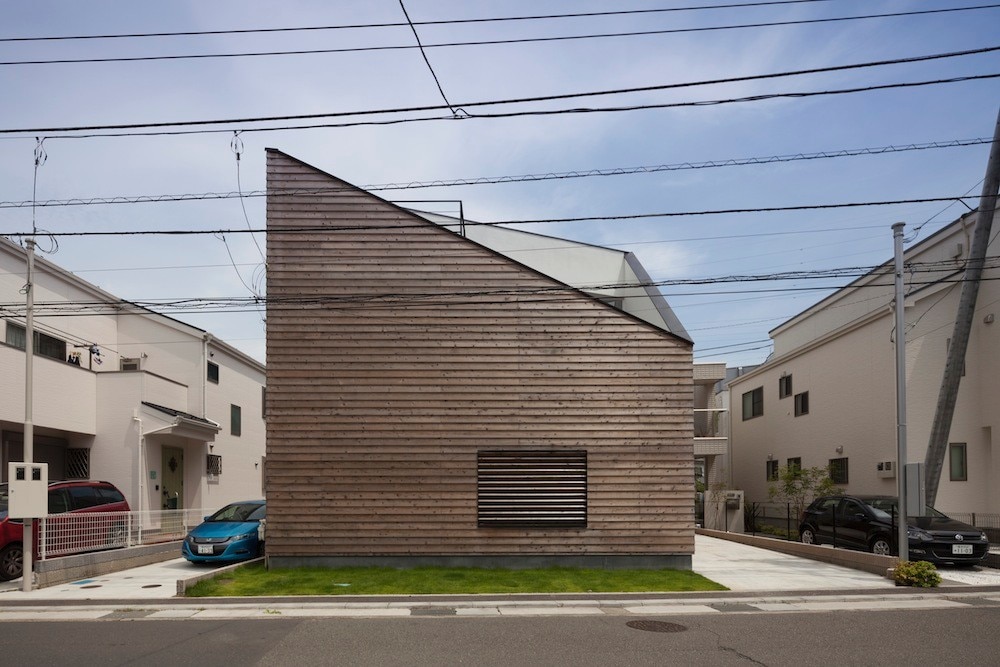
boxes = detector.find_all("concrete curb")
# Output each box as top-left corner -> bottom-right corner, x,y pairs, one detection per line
175,557 -> 263,596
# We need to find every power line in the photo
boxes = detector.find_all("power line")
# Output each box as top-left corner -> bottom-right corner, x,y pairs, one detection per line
1,137 -> 988,210
7,72 -> 996,139
2,45 -> 996,135
3,4 -> 997,66
0,223 -> 922,279
398,0 -> 458,117
696,342 -> 774,359
5,271 -> 997,320
2,194 -> 983,239
0,2 -> 848,43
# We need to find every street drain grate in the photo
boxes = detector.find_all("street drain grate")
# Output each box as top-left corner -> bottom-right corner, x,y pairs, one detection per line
626,620 -> 688,633
410,607 -> 457,616
80,585 -> 102,590
141,584 -> 162,589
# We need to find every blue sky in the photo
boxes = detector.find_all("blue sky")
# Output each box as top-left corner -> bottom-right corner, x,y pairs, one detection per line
0,0 -> 997,365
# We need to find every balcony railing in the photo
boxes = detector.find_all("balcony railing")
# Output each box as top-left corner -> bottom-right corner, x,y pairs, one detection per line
694,408 -> 728,439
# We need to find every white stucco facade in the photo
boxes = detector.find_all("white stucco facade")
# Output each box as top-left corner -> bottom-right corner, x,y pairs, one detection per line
1,236 -> 265,514
728,210 -> 1000,514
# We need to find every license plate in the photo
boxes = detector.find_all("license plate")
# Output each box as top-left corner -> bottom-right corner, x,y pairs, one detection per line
197,544 -> 214,555
952,544 -> 973,555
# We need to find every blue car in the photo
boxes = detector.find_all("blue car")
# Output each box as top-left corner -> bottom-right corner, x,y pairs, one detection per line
182,500 -> 265,564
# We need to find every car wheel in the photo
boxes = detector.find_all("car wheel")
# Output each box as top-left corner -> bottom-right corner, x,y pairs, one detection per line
870,536 -> 893,556
257,541 -> 265,558
800,527 -> 816,545
0,544 -> 24,582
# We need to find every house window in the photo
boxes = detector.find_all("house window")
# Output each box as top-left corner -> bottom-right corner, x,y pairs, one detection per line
794,391 -> 809,416
477,450 -> 587,528
207,454 -> 223,476
231,404 -> 242,436
787,457 -> 801,474
779,375 -> 792,399
5,322 -> 67,362
742,387 -> 763,420
829,457 -> 849,484
766,460 -> 779,481
949,443 -> 967,482
65,448 -> 90,479
207,361 -> 220,384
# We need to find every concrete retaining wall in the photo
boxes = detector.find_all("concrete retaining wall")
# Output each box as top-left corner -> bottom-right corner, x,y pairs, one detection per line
35,541 -> 181,588
698,528 -> 898,576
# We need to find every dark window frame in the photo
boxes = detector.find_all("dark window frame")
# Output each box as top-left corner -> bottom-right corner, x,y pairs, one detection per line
230,404 -> 242,437
829,457 -> 849,484
778,375 -> 793,399
742,387 -> 764,420
794,391 -> 810,417
5,321 -> 68,363
949,443 -> 968,482
207,361 -> 220,384
766,459 -> 779,481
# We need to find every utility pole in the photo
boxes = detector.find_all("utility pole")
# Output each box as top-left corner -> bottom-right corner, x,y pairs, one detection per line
892,222 -> 908,561
22,237 -> 35,593
924,108 -> 1000,508
20,139 -> 46,593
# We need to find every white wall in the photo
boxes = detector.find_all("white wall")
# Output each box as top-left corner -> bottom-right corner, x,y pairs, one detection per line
730,212 -> 1000,513
2,237 -> 266,514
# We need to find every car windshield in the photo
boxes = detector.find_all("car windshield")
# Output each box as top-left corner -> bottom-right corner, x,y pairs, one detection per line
207,502 -> 265,522
863,498 -> 947,520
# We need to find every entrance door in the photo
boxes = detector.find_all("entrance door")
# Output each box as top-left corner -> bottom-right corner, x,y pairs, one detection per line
161,446 -> 184,510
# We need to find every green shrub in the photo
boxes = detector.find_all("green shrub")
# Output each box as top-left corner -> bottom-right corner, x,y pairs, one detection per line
893,560 -> 941,587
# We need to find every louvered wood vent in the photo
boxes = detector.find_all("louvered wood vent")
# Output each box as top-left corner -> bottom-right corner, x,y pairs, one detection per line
477,450 -> 587,528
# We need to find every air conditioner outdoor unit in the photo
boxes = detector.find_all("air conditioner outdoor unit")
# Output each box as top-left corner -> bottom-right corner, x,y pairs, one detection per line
876,461 -> 895,478
120,358 -> 141,371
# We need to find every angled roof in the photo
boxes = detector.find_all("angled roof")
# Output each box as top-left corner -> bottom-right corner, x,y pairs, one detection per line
411,210 -> 691,342
0,235 -> 264,373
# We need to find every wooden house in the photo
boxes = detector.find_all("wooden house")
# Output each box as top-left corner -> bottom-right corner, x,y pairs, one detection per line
264,149 -> 695,569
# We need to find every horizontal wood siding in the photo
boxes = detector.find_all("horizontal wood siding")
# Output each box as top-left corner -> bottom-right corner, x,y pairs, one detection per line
265,149 -> 694,559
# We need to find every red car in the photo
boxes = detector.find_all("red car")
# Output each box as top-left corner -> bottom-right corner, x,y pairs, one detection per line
0,479 -> 131,581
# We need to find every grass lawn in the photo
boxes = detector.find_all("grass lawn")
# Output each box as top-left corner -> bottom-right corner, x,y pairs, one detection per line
185,564 -> 727,597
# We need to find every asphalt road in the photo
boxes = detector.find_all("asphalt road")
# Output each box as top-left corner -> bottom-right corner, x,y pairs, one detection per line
2,607 -> 999,666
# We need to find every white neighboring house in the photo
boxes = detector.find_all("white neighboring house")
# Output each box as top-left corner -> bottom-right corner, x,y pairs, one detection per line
0,236 -> 265,515
728,210 -> 1000,514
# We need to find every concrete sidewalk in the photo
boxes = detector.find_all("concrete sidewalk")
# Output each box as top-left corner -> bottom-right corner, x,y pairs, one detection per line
1,534 -> 998,604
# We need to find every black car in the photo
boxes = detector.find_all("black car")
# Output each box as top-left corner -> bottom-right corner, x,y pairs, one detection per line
799,495 -> 989,565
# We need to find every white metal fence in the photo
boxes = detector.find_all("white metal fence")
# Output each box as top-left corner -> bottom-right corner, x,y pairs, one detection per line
37,508 -> 209,560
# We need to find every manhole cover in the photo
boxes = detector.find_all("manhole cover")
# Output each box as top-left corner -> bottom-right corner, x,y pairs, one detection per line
626,620 -> 687,633
141,584 -> 162,589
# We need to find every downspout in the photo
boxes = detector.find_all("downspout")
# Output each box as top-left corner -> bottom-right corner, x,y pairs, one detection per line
201,333 -> 213,419
201,332 -> 213,510
133,412 -> 143,519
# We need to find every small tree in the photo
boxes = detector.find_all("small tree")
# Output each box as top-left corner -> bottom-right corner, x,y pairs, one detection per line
767,465 -> 839,517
